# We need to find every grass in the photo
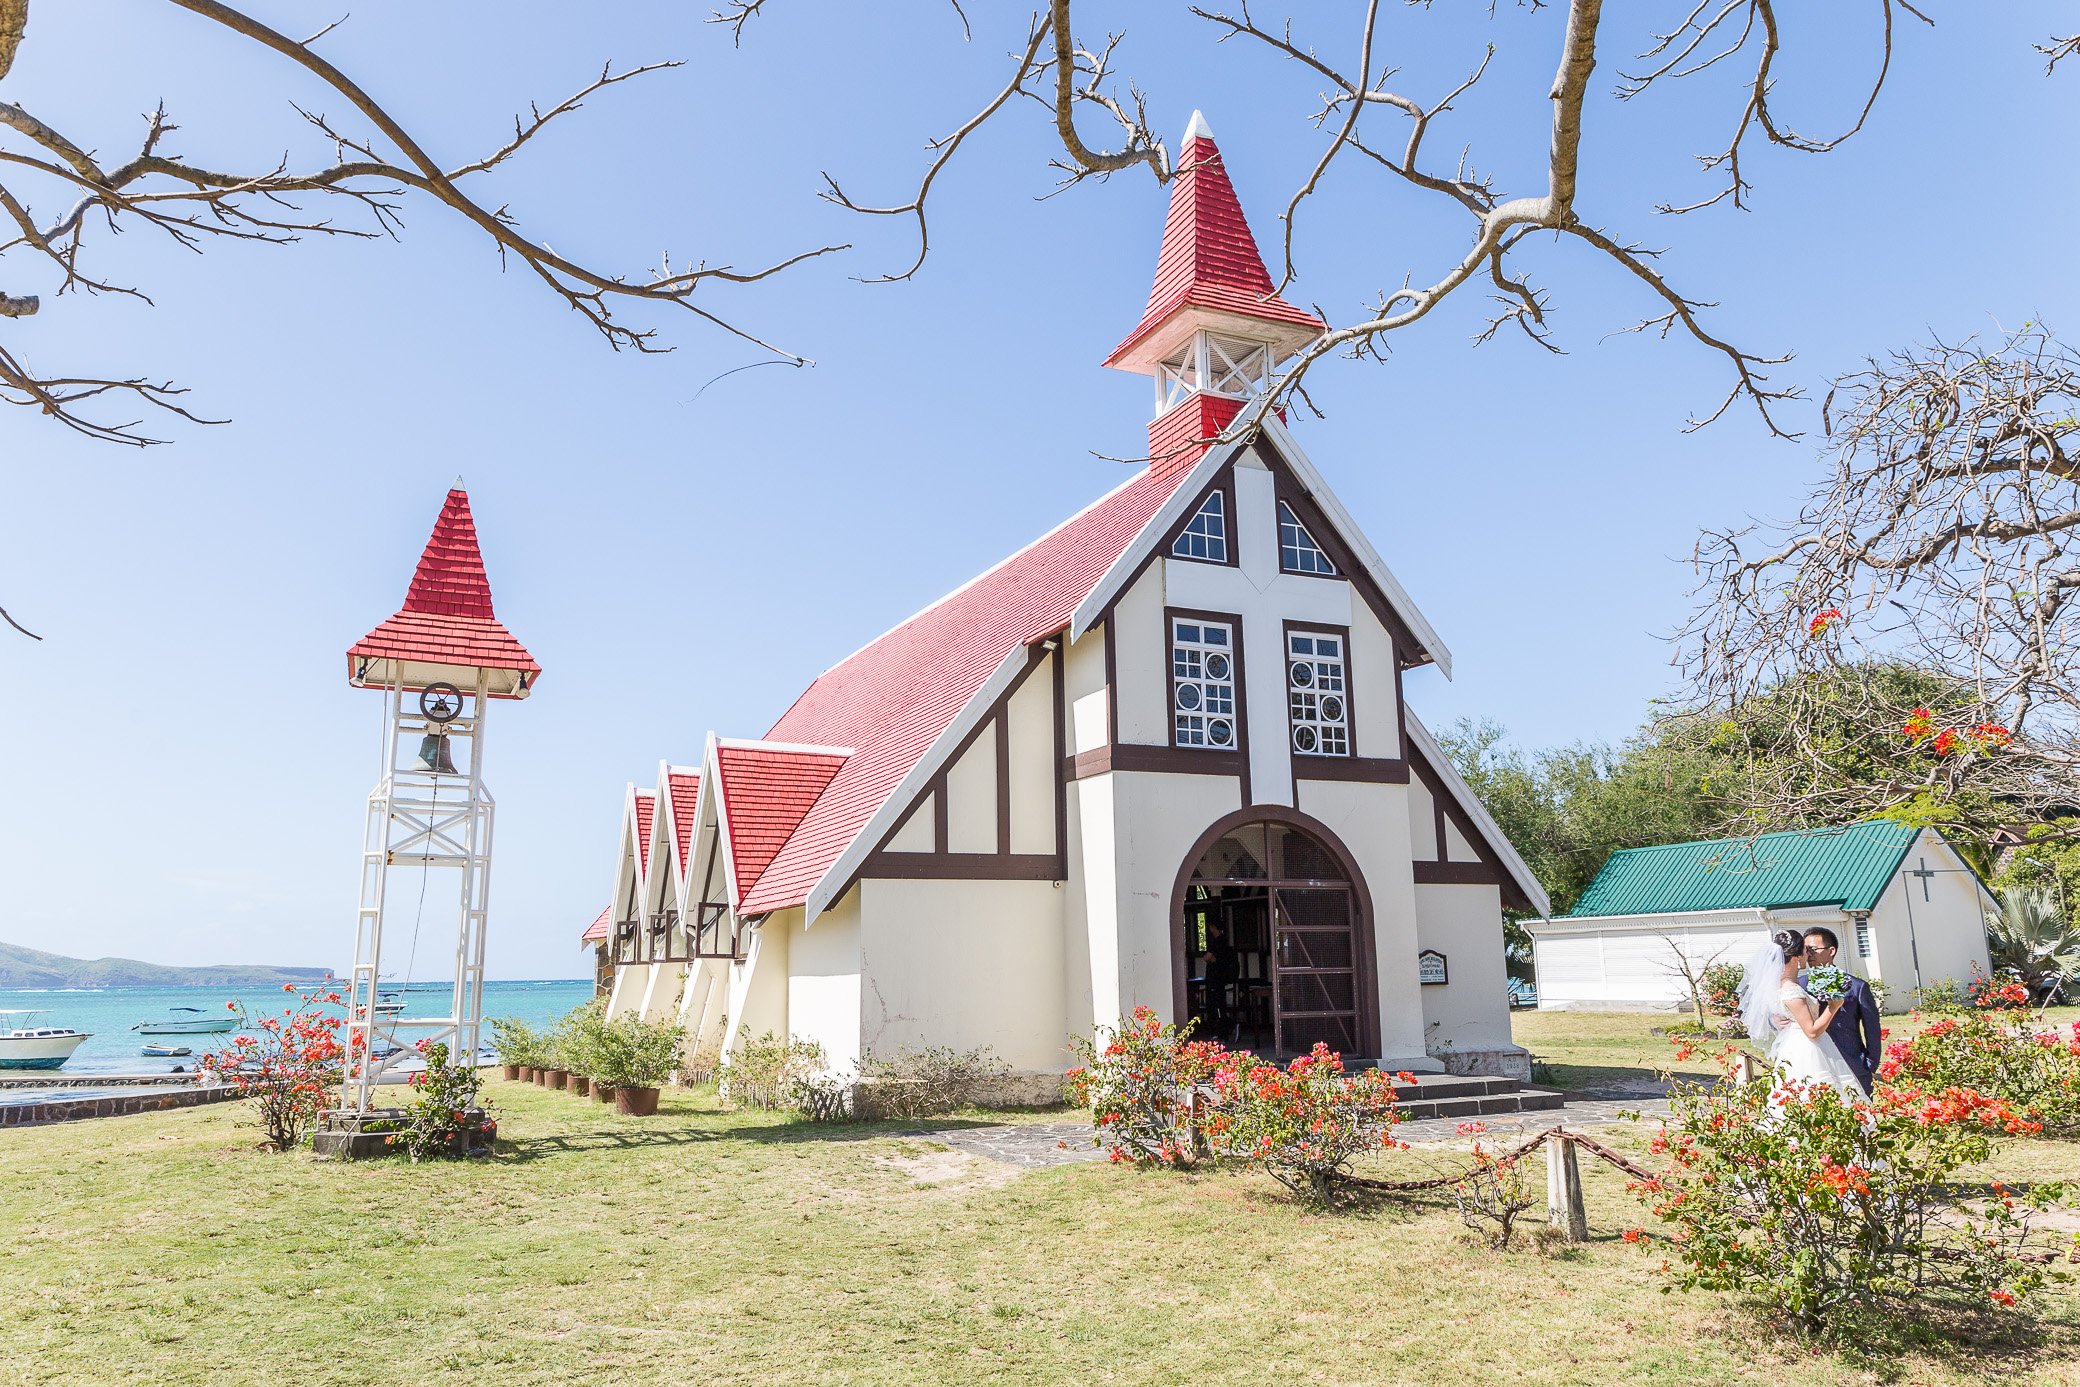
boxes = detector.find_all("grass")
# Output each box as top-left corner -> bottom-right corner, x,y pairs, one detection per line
2,1015 -> 2077,1386
1514,1003 -> 2080,1094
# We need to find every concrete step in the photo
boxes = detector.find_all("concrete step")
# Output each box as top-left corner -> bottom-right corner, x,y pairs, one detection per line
1390,1075 -> 1523,1102
1395,1087 -> 1566,1122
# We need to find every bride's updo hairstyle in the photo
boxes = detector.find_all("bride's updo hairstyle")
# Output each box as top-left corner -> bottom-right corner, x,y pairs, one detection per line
1771,928 -> 1805,960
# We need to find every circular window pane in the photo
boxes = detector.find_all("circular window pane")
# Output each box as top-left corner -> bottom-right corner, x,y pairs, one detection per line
1293,725 -> 1318,753
1176,683 -> 1202,711
1320,695 -> 1344,722
1205,652 -> 1231,681
1209,719 -> 1234,746
1289,661 -> 1314,687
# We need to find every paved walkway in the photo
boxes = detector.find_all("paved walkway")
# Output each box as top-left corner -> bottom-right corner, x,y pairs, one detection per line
897,1093 -> 1675,1169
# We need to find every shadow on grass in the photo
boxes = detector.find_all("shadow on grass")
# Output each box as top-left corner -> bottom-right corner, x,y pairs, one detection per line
498,1114 -> 1016,1162
1535,1063 -> 1718,1099
1748,1297 -> 2072,1382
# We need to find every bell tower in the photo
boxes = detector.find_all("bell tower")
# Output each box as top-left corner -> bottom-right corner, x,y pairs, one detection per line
339,484 -> 539,1114
1104,111 -> 1326,475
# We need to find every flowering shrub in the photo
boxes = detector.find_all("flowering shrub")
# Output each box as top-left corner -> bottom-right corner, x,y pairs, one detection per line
1633,1042 -> 2072,1331
387,1040 -> 495,1161
1066,1008 -> 1228,1168
1881,1003 -> 2080,1136
1200,1045 -> 1411,1204
1449,1121 -> 1538,1248
200,982 -> 345,1152
1967,971 -> 2033,1011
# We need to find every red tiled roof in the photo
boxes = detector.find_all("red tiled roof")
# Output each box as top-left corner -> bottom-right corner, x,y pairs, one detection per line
633,789 -> 655,879
666,770 -> 700,875
715,745 -> 849,909
736,463 -> 1193,915
1105,128 -> 1324,368
580,906 -> 610,942
347,488 -> 540,686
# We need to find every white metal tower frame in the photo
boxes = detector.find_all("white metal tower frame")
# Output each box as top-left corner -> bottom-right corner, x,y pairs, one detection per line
345,673 -> 496,1113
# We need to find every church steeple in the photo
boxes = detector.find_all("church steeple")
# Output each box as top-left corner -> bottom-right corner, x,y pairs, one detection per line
1106,111 -> 1325,474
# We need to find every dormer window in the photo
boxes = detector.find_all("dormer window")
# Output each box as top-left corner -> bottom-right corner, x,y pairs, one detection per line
1277,501 -> 1338,576
1170,490 -> 1230,563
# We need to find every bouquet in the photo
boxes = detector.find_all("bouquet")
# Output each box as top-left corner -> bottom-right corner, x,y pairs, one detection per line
1804,964 -> 1852,1002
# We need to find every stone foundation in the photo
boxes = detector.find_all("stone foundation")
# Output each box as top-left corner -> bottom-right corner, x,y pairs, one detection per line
0,1082 -> 238,1127
1429,1044 -> 1533,1083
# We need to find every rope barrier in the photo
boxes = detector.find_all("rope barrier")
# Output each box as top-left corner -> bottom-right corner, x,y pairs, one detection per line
1342,1124 -> 1658,1194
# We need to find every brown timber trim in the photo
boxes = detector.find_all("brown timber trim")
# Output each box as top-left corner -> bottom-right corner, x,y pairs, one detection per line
1263,448 -> 1431,666
1293,756 -> 1409,784
1103,618 -> 1118,746
932,770 -> 948,853
1066,742 -> 1247,782
1408,741 -> 1533,913
1051,642 -> 1067,858
1169,804 -> 1381,1060
1414,861 -> 1501,886
995,714 -> 1011,856
860,851 -> 1064,881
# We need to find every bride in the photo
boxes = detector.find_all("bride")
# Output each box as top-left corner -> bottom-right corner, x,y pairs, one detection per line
1738,928 -> 1869,1099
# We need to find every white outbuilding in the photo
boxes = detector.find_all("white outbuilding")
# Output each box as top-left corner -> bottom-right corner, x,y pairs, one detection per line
1527,821 -> 1993,1014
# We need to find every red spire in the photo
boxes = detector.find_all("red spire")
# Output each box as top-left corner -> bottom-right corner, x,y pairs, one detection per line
347,486 -> 540,695
1104,111 -> 1325,372
402,487 -> 497,619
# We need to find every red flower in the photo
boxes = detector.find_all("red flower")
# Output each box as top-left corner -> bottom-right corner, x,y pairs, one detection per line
1807,608 -> 1842,637
1989,1289 -> 2016,1308
1621,1228 -> 1643,1244
1932,728 -> 1959,757
1902,707 -> 1934,740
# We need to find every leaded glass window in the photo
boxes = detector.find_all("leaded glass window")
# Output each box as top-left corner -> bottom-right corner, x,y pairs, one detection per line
1277,501 -> 1338,576
1287,631 -> 1350,756
1170,490 -> 1229,563
1172,618 -> 1238,749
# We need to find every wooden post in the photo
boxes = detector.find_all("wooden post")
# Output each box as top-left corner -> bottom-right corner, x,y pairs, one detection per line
1546,1133 -> 1588,1242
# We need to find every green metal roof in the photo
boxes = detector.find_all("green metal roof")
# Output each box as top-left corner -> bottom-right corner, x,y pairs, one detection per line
1567,821 -> 1924,918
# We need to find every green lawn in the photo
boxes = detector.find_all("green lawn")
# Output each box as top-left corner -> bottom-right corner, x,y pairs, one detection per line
3,1017 -> 2077,1386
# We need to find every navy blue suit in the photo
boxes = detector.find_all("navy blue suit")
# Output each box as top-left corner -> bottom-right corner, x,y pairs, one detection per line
1802,971 -> 1883,1090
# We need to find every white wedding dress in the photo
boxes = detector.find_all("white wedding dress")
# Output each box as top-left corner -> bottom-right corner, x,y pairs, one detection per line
1765,978 -> 1868,1100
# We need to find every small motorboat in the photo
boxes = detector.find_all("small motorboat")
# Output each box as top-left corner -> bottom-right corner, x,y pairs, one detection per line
0,1010 -> 92,1070
140,1043 -> 193,1058
133,1006 -> 238,1036
373,992 -> 407,1016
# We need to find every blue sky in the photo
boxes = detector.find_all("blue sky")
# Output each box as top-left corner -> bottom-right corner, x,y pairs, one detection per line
2,3 -> 2074,978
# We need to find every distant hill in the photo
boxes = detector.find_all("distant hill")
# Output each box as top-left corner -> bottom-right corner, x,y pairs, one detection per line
0,941 -> 332,990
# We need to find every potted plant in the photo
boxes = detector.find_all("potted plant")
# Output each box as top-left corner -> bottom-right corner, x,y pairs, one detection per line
487,1017 -> 541,1083
552,1001 -> 606,1098
593,1013 -> 684,1117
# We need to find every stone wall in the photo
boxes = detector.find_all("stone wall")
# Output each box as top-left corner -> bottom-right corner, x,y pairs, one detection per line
0,1083 -> 238,1126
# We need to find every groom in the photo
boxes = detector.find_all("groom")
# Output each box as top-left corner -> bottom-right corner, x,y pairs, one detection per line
1802,927 -> 1883,1091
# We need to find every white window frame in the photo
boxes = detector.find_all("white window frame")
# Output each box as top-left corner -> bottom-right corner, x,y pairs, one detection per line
1287,629 -> 1351,757
1277,500 -> 1339,576
1171,616 -> 1239,751
1170,488 -> 1230,564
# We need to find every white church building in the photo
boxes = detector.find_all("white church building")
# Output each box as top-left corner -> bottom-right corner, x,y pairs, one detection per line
591,114 -> 1549,1086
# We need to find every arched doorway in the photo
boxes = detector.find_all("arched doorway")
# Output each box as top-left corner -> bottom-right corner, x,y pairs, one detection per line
1172,809 -> 1379,1059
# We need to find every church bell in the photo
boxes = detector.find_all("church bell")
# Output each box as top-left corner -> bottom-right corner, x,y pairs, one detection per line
415,732 -> 458,775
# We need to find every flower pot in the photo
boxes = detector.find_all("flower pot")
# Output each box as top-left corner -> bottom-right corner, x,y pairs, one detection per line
546,1069 -> 569,1091
615,1086 -> 659,1117
501,1064 -> 520,1082
593,1083 -> 616,1105
520,1067 -> 537,1083
569,1075 -> 590,1097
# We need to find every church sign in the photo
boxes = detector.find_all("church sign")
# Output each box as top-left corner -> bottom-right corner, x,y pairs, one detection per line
1418,949 -> 1449,986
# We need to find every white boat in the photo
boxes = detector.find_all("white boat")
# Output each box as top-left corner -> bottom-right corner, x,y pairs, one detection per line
133,1006 -> 238,1036
140,1043 -> 193,1058
0,1010 -> 92,1070
373,993 -> 407,1016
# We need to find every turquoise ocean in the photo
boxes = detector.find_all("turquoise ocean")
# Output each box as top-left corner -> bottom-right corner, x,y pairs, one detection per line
0,979 -> 595,1078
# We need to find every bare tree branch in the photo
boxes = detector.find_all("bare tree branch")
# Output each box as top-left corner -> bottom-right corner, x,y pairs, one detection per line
1681,325 -> 2080,837
2039,33 -> 2080,74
